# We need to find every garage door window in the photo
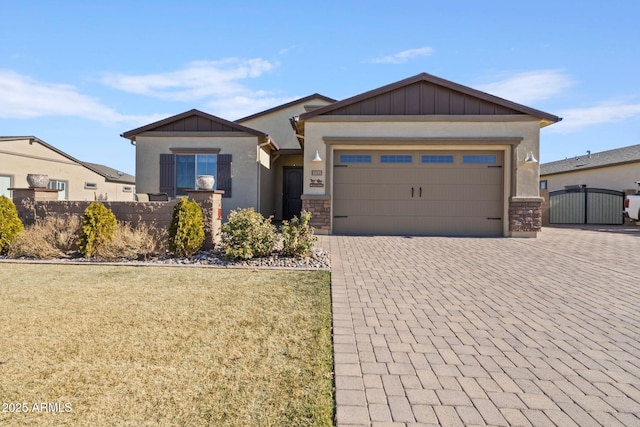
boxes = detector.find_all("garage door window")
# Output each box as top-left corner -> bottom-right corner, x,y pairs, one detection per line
422,155 -> 454,163
339,155 -> 371,163
463,155 -> 496,164
381,155 -> 412,163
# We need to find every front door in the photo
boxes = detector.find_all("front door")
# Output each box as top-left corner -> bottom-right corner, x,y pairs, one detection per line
283,167 -> 303,220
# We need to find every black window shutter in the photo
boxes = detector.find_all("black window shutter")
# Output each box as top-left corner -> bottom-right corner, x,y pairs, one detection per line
217,154 -> 232,198
159,154 -> 175,195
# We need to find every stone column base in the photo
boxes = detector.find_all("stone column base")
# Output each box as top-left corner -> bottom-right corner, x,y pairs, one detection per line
301,194 -> 331,234
185,190 -> 224,249
509,196 -> 543,237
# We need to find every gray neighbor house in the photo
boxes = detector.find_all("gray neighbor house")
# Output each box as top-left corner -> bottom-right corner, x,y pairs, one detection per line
540,144 -> 640,225
122,72 -> 561,237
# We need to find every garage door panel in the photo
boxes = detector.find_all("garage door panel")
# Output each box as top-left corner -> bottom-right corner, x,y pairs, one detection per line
414,184 -> 502,201
334,215 -> 502,236
335,167 -> 427,185
333,150 -> 504,236
334,184 -> 414,201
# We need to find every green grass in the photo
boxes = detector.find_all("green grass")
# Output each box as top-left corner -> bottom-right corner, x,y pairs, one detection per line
0,264 -> 333,426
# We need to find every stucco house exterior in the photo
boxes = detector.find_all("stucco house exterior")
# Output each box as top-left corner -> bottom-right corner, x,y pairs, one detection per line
125,73 -> 560,237
1,136 -> 135,201
540,144 -> 640,192
121,95 -> 335,220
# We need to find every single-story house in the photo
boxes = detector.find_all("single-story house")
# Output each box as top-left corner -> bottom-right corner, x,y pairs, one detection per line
123,73 -> 560,237
540,144 -> 640,192
0,136 -> 135,201
121,94 -> 335,220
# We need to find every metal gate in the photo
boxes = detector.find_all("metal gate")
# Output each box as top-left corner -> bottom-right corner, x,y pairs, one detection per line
549,188 -> 624,225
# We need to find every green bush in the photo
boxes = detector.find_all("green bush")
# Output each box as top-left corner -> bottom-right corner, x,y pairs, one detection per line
221,208 -> 276,260
78,202 -> 117,258
0,196 -> 24,255
281,211 -> 316,257
169,198 -> 205,257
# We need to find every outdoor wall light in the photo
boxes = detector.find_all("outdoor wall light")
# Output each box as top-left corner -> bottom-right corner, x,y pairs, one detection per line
524,151 -> 538,163
312,150 -> 323,162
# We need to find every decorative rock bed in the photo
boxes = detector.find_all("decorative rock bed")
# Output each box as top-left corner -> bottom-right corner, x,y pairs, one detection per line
0,247 -> 331,270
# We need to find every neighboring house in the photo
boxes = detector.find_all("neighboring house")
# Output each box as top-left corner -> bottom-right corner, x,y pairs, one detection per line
540,144 -> 640,192
0,136 -> 135,201
121,94 -> 335,220
125,73 -> 560,237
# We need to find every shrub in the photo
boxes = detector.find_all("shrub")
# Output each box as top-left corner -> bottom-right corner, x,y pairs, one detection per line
281,211 -> 316,257
9,215 -> 81,258
221,208 -> 276,260
169,198 -> 205,257
78,202 -> 117,258
0,196 -> 24,255
96,222 -> 166,261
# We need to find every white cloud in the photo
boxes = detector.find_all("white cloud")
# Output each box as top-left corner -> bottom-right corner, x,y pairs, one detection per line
475,70 -> 573,104
0,70 -> 159,125
208,95 -> 299,121
100,58 -> 278,102
550,101 -> 640,133
369,47 -> 434,64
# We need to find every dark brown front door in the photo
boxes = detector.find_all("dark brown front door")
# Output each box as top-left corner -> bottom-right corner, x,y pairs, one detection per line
283,167 -> 303,220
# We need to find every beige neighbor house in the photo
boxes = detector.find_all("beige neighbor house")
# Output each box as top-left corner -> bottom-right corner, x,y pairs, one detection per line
0,136 -> 135,201
125,73 -> 560,237
540,144 -> 640,192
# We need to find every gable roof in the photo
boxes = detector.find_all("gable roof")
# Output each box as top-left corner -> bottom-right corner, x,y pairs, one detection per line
298,72 -> 561,127
235,93 -> 336,123
0,136 -> 135,182
121,109 -> 273,143
541,144 -> 640,176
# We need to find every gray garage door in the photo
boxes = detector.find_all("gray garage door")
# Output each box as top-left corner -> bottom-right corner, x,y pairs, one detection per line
333,150 -> 504,236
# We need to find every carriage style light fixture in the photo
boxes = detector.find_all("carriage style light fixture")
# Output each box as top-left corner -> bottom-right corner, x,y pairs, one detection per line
524,151 -> 538,163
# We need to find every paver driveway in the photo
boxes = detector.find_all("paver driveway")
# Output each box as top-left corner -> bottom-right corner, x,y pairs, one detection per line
328,227 -> 640,426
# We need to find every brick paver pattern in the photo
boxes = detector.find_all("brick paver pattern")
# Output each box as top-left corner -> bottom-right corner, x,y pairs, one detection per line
328,227 -> 640,426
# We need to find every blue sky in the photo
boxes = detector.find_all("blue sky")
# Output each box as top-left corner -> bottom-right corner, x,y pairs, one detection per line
1,1 -> 639,175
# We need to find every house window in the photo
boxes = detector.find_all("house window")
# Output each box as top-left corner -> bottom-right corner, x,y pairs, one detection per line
381,155 -> 412,163
339,155 -> 371,163
540,180 -> 548,190
0,175 -> 11,198
84,182 -> 98,190
176,154 -> 217,196
123,186 -> 133,193
48,179 -> 68,200
463,155 -> 496,164
422,155 -> 454,163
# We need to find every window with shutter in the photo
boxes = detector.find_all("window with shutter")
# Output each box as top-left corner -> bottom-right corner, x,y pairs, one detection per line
159,154 -> 175,195
217,154 -> 232,198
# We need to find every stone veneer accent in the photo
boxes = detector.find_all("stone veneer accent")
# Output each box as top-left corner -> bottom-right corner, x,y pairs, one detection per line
301,195 -> 331,234
509,197 -> 543,233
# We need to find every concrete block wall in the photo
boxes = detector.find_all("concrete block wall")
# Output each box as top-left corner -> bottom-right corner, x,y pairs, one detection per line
12,188 -> 223,249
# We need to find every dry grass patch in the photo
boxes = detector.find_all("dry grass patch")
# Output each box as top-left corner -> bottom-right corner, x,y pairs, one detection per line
0,264 -> 333,426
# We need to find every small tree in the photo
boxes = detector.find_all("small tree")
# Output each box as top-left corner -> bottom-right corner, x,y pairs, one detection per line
281,211 -> 316,257
221,208 -> 276,260
78,202 -> 117,258
169,198 -> 205,257
0,196 -> 24,255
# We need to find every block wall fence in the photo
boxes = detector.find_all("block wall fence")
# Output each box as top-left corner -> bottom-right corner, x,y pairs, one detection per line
11,188 -> 223,249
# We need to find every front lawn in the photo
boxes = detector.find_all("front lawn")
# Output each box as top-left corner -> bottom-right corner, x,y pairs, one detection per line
0,264 -> 333,426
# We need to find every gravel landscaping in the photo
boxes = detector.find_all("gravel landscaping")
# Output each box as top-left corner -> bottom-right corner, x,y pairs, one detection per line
0,246 -> 331,269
